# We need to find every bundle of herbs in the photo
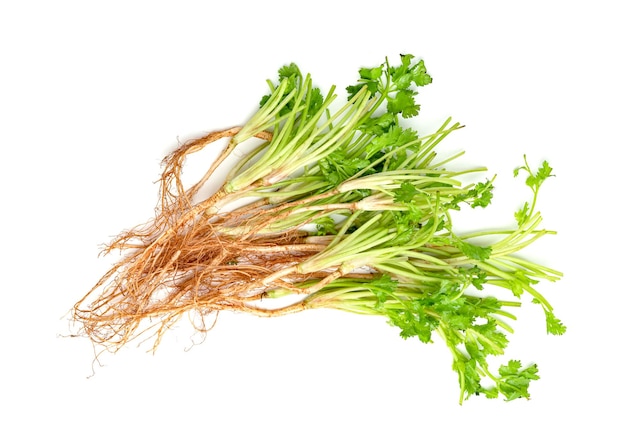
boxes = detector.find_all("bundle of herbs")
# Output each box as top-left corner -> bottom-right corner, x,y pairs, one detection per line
72,54 -> 564,402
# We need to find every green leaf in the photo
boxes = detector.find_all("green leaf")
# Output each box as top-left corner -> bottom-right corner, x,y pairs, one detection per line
453,355 -> 482,399
307,87 -> 324,118
362,125 -> 418,165
472,319 -> 509,355
318,150 -> 371,187
473,297 -> 504,318
259,94 -> 271,107
387,90 -> 420,118
545,310 -> 567,335
465,266 -> 488,290
387,205 -> 424,245
369,274 -> 399,310
346,64 -> 382,100
464,337 -> 485,366
369,274 -> 398,293
526,160 -> 554,189
278,63 -> 301,81
313,216 -> 337,236
509,280 -> 524,298
456,240 -> 492,261
497,360 -> 540,401
514,156 -> 554,192
359,113 -> 397,136
386,307 -> 437,343
364,126 -> 404,157
346,84 -> 365,100
450,181 -> 494,210
261,63 -> 304,114
389,54 -> 433,89
359,66 -> 383,81
482,387 -> 499,399
470,181 -> 494,208
515,202 -> 530,226
536,160 -> 554,182
394,182 -> 419,203
407,58 -> 432,87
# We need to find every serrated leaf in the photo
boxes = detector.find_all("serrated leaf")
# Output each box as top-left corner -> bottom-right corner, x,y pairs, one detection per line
497,360 -> 540,401
515,202 -> 530,226
472,320 -> 509,355
545,310 -> 567,335
369,274 -> 398,311
394,181 -> 419,203
387,90 -> 420,118
483,387 -> 499,399
457,240 -> 492,261
470,182 -> 494,208
385,301 -> 438,343
454,356 -> 482,399
278,63 -> 301,81
307,87 -> 324,118
466,266 -> 487,290
313,216 -> 337,236
318,150 -> 371,187
360,113 -> 397,136
450,180 -> 493,210
359,65 -> 383,80
536,160 -> 554,183
390,54 -> 432,89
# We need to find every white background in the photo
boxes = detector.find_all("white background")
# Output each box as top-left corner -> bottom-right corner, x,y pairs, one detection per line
1,1 -> 624,445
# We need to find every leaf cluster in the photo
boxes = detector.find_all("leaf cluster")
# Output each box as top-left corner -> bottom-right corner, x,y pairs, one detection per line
347,54 -> 432,119
247,56 -> 563,403
254,57 -> 564,403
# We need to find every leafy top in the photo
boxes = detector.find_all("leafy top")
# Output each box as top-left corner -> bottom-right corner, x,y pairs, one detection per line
346,54 -> 433,119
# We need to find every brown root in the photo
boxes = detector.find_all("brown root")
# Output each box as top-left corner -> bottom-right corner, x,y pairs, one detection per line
72,126 -> 337,352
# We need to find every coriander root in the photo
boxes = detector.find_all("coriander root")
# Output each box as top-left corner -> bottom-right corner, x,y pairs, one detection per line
72,55 -> 563,402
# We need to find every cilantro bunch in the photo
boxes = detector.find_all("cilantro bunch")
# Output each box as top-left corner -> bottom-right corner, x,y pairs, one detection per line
73,54 -> 563,403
